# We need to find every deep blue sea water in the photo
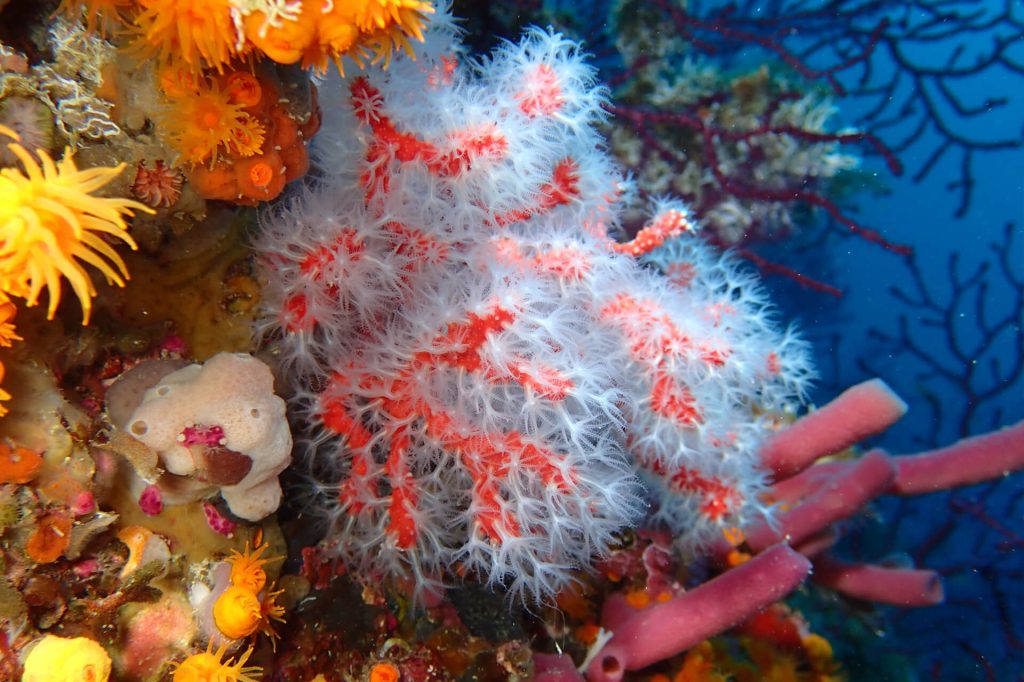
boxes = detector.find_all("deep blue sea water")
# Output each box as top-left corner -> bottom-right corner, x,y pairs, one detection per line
705,3 -> 1024,678
805,18 -> 1024,681
490,1 -> 1024,678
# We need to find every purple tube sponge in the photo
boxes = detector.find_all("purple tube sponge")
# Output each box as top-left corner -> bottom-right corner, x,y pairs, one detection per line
586,544 -> 811,682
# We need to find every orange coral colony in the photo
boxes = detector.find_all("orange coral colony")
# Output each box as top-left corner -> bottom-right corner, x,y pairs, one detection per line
129,0 -> 240,72
214,530 -> 287,646
0,442 -> 43,484
26,511 -> 73,563
240,0 -> 434,74
59,1 -> 417,206
159,79 -> 264,166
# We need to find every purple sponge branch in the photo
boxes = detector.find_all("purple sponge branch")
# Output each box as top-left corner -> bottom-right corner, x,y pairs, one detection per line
746,449 -> 896,553
586,544 -> 811,682
812,555 -> 944,607
890,421 -> 1024,495
760,378 -> 908,480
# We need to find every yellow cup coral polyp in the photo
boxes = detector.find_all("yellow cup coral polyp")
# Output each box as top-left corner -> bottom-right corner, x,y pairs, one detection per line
0,129 -> 152,325
227,534 -> 272,593
213,585 -> 263,639
173,643 -> 261,682
22,634 -> 112,682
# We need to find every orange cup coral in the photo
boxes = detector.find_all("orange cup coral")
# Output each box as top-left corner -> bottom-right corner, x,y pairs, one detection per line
173,643 -> 261,682
130,0 -> 241,72
237,0 -> 434,74
163,66 -> 318,205
235,152 -> 287,204
66,0 -> 434,77
159,79 -> 265,166
223,71 -> 263,108
213,585 -> 263,639
0,127 -> 152,324
226,533 -> 272,593
213,530 -> 287,646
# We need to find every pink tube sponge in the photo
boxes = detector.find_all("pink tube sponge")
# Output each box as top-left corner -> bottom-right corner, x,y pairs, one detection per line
587,544 -> 811,682
890,419 -> 1024,495
812,555 -> 944,607
125,353 -> 292,521
760,378 -> 907,479
745,449 -> 896,552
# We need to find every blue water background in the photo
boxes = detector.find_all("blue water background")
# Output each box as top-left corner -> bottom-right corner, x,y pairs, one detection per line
787,14 -> 1024,681
530,0 -> 1024,677
795,9 -> 1024,679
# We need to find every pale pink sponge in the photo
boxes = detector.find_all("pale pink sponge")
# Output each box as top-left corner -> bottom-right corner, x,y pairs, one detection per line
125,353 -> 292,521
255,11 -> 811,600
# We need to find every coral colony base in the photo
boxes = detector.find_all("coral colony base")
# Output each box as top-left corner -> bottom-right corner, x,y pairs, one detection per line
0,1 -> 1022,681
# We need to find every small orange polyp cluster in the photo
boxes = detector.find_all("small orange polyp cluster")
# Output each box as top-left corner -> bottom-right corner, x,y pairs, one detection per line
163,65 -> 319,205
162,66 -> 320,205
130,0 -> 239,71
240,0 -> 434,74
159,75 -> 264,167
66,0 -> 433,75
